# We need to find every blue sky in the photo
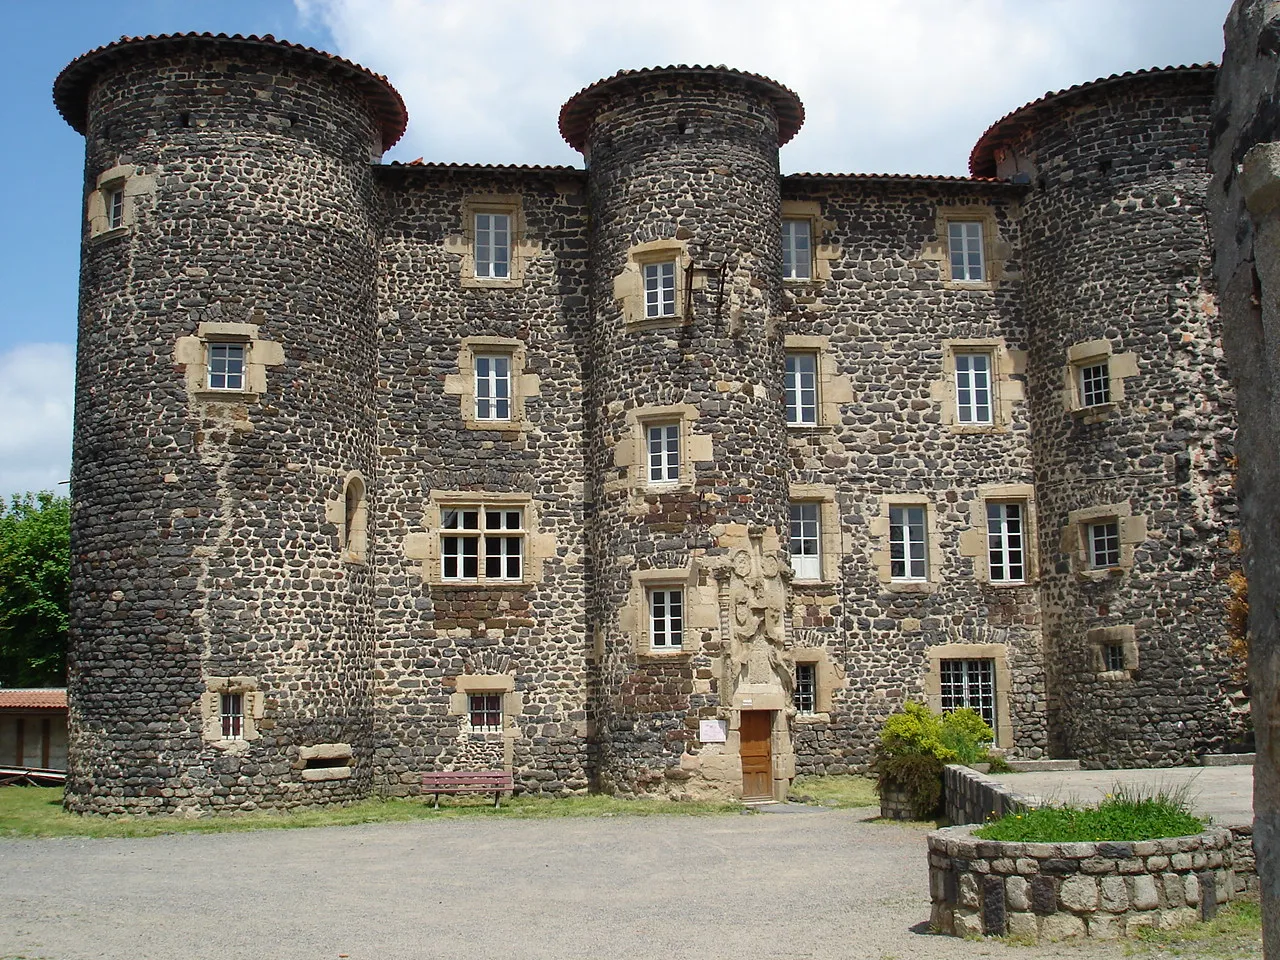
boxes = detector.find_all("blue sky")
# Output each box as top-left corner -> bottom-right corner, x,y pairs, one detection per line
0,0 -> 1234,498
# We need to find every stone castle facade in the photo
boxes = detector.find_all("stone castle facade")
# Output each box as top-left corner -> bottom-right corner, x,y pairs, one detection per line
53,33 -> 1242,813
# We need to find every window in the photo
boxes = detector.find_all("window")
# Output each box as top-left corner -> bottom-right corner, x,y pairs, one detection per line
220,693 -> 243,740
1103,644 -> 1126,673
954,353 -> 993,425
441,506 -> 524,582
474,353 -> 511,421
207,343 -> 246,391
939,658 -> 996,733
948,221 -> 985,282
889,506 -> 927,580
648,588 -> 683,650
468,693 -> 502,732
474,212 -> 510,279
644,261 -> 677,318
1079,361 -> 1111,407
781,219 -> 812,280
986,502 -> 1025,583
785,352 -> 818,426
341,472 -> 368,564
1088,520 -> 1121,569
790,503 -> 821,581
794,662 -> 817,715
647,422 -> 680,485
106,186 -> 124,230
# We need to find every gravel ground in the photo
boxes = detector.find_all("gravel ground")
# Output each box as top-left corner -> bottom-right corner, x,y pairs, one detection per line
0,805 -> 1159,960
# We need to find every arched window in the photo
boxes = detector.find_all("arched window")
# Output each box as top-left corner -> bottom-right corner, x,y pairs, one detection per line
342,473 -> 367,563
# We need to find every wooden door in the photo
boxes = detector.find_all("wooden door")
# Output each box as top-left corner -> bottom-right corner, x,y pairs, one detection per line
739,710 -> 773,800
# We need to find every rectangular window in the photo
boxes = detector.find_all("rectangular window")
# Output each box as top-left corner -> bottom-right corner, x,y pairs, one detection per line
986,502 -> 1025,583
1088,520 -> 1120,569
643,261 -> 677,318
475,212 -> 511,279
955,353 -> 993,425
468,693 -> 502,732
939,658 -> 996,734
781,219 -> 812,280
441,506 -> 524,582
106,187 -> 125,230
220,692 -> 244,740
1103,644 -> 1127,673
474,354 -> 511,421
785,351 -> 818,426
889,506 -> 927,580
948,221 -> 985,282
789,502 -> 821,581
647,422 -> 680,484
207,343 -> 246,391
793,662 -> 817,715
1079,362 -> 1111,407
648,588 -> 683,650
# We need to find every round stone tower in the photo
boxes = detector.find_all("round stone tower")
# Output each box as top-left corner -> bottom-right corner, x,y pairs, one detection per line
53,34 -> 406,812
971,67 -> 1243,765
560,67 -> 806,799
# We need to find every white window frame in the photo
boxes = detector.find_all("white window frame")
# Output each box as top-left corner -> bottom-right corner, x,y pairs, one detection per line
948,220 -> 985,282
646,421 -> 680,485
440,505 -> 525,583
648,587 -> 684,651
793,662 -> 817,715
954,352 -> 993,425
785,351 -> 818,426
986,502 -> 1026,584
939,658 -> 997,739
106,185 -> 125,231
781,219 -> 812,280
207,342 -> 246,391
789,502 -> 822,581
1088,520 -> 1121,569
474,353 -> 512,422
889,506 -> 928,581
1079,361 -> 1111,408
220,692 -> 244,740
474,212 -> 511,280
643,261 -> 677,319
467,692 -> 503,733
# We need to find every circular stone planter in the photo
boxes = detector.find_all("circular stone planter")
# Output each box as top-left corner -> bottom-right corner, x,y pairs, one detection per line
927,823 -> 1235,941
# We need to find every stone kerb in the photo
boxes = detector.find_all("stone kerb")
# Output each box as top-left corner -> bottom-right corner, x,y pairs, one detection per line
927,823 -> 1235,941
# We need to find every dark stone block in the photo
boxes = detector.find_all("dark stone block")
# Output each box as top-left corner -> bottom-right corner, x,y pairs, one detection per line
1041,858 -> 1080,875
1031,876 -> 1058,916
982,876 -> 1007,935
1198,869 -> 1218,921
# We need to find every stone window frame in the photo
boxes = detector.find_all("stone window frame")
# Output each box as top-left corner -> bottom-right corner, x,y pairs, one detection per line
870,495 -> 941,593
790,646 -> 844,723
199,677 -> 264,753
957,483 -> 1039,587
788,484 -> 840,587
87,163 -> 155,241
1062,502 -> 1147,581
778,200 -> 839,293
614,238 -> 696,328
297,743 -> 353,782
621,565 -> 717,660
925,204 -> 1009,290
1089,624 -> 1139,679
783,335 -> 852,433
175,321 -> 285,404
929,338 -> 1026,434
924,643 -> 1014,747
325,470 -> 368,566
403,490 -> 556,588
443,336 -> 540,433
1063,339 -> 1139,422
610,403 -> 712,494
447,194 -> 536,289
448,673 -> 523,740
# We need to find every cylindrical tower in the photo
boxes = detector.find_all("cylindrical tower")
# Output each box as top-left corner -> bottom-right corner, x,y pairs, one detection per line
560,67 -> 805,798
971,67 -> 1244,765
53,34 -> 406,812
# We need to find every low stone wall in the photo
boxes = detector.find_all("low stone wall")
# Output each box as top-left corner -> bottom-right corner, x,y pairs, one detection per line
943,763 -> 1035,826
928,824 -> 1235,941
1229,824 -> 1257,894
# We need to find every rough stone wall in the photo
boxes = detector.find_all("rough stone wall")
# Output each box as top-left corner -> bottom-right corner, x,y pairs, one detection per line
369,166 -> 592,796
66,48 -> 383,813
780,177 -> 1048,773
1005,74 -> 1240,765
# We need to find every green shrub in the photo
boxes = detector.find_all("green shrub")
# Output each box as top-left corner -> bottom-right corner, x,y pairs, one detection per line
975,784 -> 1204,843
875,702 -> 995,817
938,708 -> 994,765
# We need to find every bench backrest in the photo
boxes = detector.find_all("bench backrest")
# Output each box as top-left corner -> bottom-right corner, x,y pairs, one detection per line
422,771 -> 512,787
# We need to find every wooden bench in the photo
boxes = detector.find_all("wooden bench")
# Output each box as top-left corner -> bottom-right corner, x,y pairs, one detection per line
421,770 -> 513,808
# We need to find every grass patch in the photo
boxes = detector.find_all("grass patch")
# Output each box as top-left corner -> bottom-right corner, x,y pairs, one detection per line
0,786 -> 740,839
1125,898 -> 1261,958
975,783 -> 1204,843
788,774 -> 878,808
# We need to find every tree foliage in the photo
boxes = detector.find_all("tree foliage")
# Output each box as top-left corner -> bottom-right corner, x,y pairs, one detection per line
0,492 -> 70,687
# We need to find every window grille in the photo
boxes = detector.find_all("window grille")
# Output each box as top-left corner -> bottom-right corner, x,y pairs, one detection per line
1104,644 -> 1127,673
986,502 -> 1025,582
794,663 -> 817,714
220,692 -> 244,740
648,588 -> 683,650
475,213 -> 511,279
955,353 -> 993,424
781,219 -> 812,280
889,506 -> 927,580
468,693 -> 502,732
939,658 -> 996,734
948,221 -> 985,281
207,343 -> 245,391
789,503 -> 821,581
785,352 -> 818,425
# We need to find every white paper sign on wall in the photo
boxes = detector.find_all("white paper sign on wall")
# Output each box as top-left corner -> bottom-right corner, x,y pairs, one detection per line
699,719 -> 727,743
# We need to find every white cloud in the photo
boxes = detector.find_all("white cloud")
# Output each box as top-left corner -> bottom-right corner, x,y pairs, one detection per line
0,343 -> 74,500
296,0 -> 1231,175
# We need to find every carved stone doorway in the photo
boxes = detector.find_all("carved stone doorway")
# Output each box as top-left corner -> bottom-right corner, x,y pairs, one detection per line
739,710 -> 774,800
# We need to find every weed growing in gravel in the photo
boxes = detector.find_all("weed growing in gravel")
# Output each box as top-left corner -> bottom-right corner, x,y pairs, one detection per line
975,782 -> 1203,843
1124,899 -> 1261,958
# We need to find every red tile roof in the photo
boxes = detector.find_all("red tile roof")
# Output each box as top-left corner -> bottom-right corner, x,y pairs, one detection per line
381,161 -> 584,174
559,65 -> 804,153
0,689 -> 67,710
969,64 -> 1217,178
53,32 -> 408,151
785,172 -> 1014,186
